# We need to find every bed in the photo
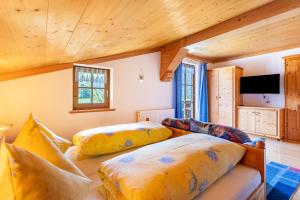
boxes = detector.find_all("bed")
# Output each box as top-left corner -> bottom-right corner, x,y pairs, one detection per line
66,128 -> 265,200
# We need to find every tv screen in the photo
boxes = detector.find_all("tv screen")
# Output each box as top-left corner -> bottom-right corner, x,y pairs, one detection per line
240,74 -> 280,94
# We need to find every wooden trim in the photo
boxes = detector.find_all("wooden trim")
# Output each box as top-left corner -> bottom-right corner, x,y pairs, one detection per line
207,65 -> 243,71
213,43 -> 300,63
283,53 -> 300,60
237,106 -> 284,110
167,127 -> 193,138
240,143 -> 266,182
0,47 -> 159,82
69,108 -> 116,114
184,53 -> 213,63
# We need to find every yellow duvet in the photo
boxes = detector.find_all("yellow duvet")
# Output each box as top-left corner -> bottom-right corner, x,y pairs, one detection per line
98,134 -> 246,200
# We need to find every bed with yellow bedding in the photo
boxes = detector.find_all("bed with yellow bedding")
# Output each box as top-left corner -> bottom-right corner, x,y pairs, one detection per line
98,134 -> 246,199
66,133 -> 265,200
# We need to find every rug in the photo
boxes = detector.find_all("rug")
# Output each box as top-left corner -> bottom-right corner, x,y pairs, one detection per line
267,161 -> 300,200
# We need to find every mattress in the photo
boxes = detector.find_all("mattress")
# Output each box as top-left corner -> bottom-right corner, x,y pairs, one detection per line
65,146 -> 261,200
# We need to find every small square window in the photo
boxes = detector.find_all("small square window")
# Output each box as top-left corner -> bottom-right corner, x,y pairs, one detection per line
73,65 -> 111,110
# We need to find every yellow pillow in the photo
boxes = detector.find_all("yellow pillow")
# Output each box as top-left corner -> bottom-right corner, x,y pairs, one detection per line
0,140 -> 91,200
14,125 -> 85,177
19,114 -> 71,152
73,122 -> 172,156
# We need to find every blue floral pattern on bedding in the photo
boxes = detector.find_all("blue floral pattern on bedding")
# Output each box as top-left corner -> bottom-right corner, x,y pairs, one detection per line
159,156 -> 175,164
199,179 -> 209,193
205,150 -> 218,161
119,155 -> 135,163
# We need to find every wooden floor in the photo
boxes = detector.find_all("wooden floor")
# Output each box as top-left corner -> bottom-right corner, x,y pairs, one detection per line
249,134 -> 300,199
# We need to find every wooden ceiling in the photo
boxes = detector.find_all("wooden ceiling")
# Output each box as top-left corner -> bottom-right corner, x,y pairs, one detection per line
187,7 -> 300,62
0,0 -> 273,74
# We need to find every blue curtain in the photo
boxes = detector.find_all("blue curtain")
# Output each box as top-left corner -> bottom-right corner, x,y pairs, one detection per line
174,63 -> 183,118
199,63 -> 208,122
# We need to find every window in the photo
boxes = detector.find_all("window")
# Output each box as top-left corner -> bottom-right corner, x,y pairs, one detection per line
182,63 -> 195,118
73,65 -> 110,110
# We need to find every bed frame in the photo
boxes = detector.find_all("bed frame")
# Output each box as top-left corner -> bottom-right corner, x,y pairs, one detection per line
167,127 -> 266,200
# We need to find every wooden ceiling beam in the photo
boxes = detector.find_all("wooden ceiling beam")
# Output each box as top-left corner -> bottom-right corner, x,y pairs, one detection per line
184,53 -> 214,63
212,43 -> 300,63
160,39 -> 188,81
160,0 -> 300,81
0,47 -> 159,82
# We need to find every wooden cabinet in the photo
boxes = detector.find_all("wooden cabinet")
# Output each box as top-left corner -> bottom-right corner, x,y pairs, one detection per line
284,54 -> 300,142
208,66 -> 243,127
237,106 -> 284,139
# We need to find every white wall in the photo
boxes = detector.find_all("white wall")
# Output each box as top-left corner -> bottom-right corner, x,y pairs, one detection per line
209,47 -> 300,108
0,52 -> 173,142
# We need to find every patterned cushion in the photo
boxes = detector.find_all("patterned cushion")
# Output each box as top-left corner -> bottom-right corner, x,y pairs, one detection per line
162,118 -> 191,131
162,118 -> 251,144
190,119 -> 210,134
208,124 -> 251,144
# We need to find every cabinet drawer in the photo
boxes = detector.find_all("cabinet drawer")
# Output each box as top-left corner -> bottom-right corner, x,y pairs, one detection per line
255,110 -> 277,136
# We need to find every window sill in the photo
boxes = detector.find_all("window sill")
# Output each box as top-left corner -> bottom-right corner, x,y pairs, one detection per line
69,108 -> 116,114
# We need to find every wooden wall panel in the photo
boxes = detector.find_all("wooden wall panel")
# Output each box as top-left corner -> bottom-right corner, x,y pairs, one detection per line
207,70 -> 219,124
284,55 -> 300,142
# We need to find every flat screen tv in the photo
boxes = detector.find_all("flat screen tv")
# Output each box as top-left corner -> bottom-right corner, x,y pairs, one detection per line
240,74 -> 280,94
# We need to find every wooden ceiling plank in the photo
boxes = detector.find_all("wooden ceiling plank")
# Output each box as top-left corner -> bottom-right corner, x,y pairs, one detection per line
75,0 -> 272,63
160,0 -> 300,81
74,0 -> 152,61
0,0 -> 49,69
0,10 -> 22,71
59,0 -> 125,63
0,0 -> 277,77
185,0 -> 300,46
45,0 -> 89,65
190,8 -> 300,61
